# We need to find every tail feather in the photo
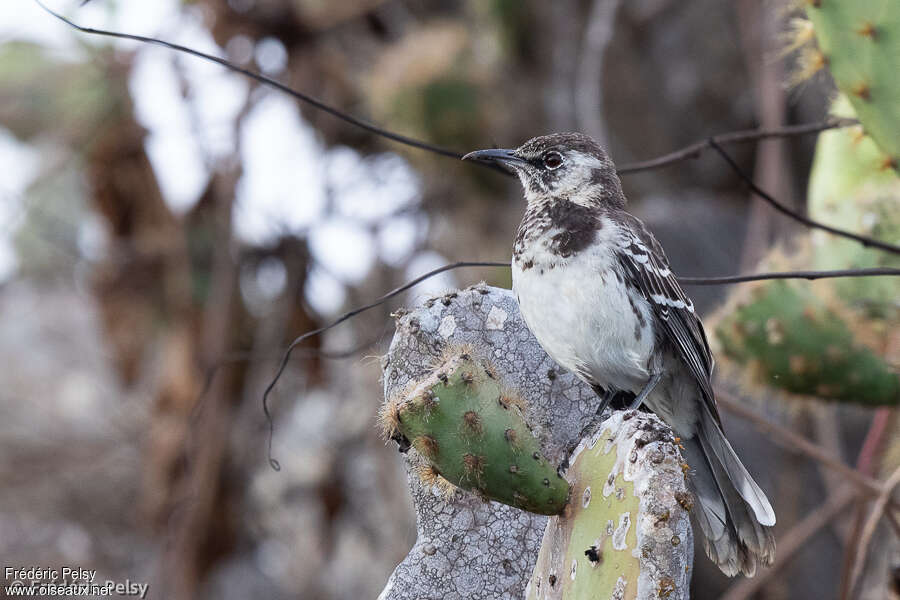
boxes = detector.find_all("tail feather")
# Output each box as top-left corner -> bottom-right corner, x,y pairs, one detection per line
699,405 -> 776,527
683,406 -> 776,577
681,441 -> 743,575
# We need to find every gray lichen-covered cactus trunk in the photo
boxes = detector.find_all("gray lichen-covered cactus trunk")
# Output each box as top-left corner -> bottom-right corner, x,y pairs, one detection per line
379,285 -> 692,600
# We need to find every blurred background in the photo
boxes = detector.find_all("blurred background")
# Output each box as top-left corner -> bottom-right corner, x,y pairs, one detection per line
0,1 -> 896,599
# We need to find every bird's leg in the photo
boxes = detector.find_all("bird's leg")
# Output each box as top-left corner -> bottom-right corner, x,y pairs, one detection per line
593,384 -> 615,417
628,372 -> 662,411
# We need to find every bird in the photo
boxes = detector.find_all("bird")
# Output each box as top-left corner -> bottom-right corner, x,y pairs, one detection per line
462,132 -> 775,577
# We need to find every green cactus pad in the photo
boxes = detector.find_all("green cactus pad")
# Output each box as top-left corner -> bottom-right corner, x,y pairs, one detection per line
388,353 -> 570,515
806,0 -> 900,168
715,281 -> 899,405
529,436 -> 640,599
527,412 -> 692,600
807,96 -> 900,315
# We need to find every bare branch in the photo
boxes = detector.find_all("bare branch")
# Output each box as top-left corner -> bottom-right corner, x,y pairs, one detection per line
40,0 -> 861,183
846,466 -> 900,598
255,262 -> 899,464
678,267 -> 900,285
33,0 -> 472,163
708,139 -> 900,255
720,485 -> 859,600
715,390 -> 884,497
616,119 -> 856,174
259,261 -> 502,470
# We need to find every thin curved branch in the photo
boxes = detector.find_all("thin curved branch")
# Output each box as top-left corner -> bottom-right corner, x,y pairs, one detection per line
715,390 -> 884,497
846,466 -> 900,598
708,139 -> 900,255
678,267 -> 900,285
255,261 -> 899,469
616,118 -> 857,174
259,261 -> 502,470
39,0 -> 859,182
34,0 -> 465,161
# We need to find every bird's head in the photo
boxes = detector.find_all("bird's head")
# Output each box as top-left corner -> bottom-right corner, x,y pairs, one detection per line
462,132 -> 625,209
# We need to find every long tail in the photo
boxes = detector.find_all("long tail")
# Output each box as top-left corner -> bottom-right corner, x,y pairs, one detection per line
681,404 -> 776,577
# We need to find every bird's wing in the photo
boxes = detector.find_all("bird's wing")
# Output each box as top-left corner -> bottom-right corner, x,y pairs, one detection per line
615,213 -> 719,422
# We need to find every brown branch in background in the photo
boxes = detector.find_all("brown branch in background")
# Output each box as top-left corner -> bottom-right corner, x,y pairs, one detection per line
735,0 -> 795,269
574,0 -> 621,146
708,139 -> 900,255
39,0 -> 861,183
715,390 -> 885,497
678,267 -> 900,285
615,119 -> 855,174
846,466 -> 900,599
257,262 -> 900,469
721,485 -> 859,600
839,408 -> 897,600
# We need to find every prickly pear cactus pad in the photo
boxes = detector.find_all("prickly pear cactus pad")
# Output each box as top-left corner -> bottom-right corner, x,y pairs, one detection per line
527,411 -> 693,600
807,96 -> 900,315
381,353 -> 570,515
379,284 -> 606,600
714,279 -> 898,405
806,0 -> 900,169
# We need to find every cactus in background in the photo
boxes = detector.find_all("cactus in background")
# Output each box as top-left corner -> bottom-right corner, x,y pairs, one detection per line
805,0 -> 900,170
715,279 -> 898,404
380,350 -> 570,515
711,96 -> 899,405
807,95 -> 900,315
527,411 -> 692,600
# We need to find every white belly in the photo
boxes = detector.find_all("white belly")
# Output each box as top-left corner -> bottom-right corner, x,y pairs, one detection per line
512,249 -> 655,394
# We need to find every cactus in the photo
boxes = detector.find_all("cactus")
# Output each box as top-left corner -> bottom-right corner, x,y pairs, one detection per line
380,285 -> 694,600
527,411 -> 692,600
807,95 -> 900,316
805,0 -> 900,170
711,94 -> 899,405
714,279 -> 898,405
380,351 -> 570,515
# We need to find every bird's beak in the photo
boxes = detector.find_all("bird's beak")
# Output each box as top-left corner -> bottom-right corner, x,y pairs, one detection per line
461,148 -> 528,172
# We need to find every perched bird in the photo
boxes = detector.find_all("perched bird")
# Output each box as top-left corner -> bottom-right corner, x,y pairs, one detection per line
463,133 -> 775,577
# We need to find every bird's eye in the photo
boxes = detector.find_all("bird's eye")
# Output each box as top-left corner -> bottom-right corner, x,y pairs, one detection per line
542,152 -> 563,169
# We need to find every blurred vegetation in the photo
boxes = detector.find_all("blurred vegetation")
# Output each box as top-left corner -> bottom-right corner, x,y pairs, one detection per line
0,1 -> 897,599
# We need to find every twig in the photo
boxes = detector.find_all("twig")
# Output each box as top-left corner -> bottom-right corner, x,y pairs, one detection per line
260,261 -> 502,470
253,262 -> 899,470
33,0 -> 464,161
715,390 -> 884,497
38,0 -> 862,183
708,139 -> 900,255
847,466 -> 900,599
616,119 -> 855,174
720,485 -> 859,600
678,267 -> 900,285
839,408 -> 896,600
